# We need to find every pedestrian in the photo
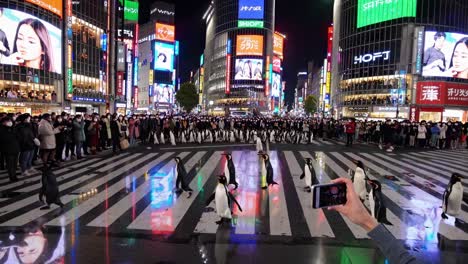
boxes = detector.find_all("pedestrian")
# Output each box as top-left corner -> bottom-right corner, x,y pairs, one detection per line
54,115 -> 67,162
0,116 -> 20,182
417,122 -> 427,148
38,113 -> 61,168
16,114 -> 37,177
110,114 -> 122,155
345,119 -> 356,146
88,115 -> 100,155
72,115 -> 86,159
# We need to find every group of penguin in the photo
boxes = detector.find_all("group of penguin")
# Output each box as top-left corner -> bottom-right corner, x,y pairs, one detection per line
173,153 -> 464,226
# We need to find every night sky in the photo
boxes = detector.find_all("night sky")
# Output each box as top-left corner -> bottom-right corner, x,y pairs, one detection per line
139,0 -> 333,106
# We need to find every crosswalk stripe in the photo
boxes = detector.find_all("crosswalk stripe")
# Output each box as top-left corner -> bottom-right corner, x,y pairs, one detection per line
86,152 -> 196,227
45,152 -> 165,227
127,151 -> 222,232
431,150 -> 468,159
413,152 -> 468,171
400,154 -> 468,183
317,139 -> 333,145
283,151 -> 335,238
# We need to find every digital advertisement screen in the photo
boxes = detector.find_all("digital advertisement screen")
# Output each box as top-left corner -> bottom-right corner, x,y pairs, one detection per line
273,33 -> 284,57
118,0 -> 139,22
422,31 -> 468,80
273,56 -> 281,72
238,0 -> 264,20
26,0 -> 63,18
154,42 -> 174,72
236,35 -> 264,56
155,23 -> 175,43
357,0 -> 417,28
0,8 -> 62,74
271,73 -> 281,98
155,83 -> 174,104
234,58 -> 263,81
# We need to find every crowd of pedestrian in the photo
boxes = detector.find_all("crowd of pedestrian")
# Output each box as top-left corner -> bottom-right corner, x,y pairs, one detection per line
1,111 -> 467,182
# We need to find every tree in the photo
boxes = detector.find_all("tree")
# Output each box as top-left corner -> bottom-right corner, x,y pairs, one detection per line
175,82 -> 198,113
304,95 -> 318,116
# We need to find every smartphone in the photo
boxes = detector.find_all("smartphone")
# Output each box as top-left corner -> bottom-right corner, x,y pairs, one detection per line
312,182 -> 347,209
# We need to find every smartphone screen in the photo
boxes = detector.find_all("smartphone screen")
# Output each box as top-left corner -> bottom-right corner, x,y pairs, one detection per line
312,183 -> 347,209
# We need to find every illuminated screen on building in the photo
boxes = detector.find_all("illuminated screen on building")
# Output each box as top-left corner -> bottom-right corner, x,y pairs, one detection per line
118,0 -> 139,22
154,83 -> 174,103
155,23 -> 175,43
273,33 -> 284,58
238,0 -> 264,20
357,0 -> 417,28
271,73 -> 281,98
26,0 -> 63,18
422,31 -> 468,80
234,58 -> 263,81
153,42 -> 174,72
236,35 -> 264,56
0,8 -> 62,74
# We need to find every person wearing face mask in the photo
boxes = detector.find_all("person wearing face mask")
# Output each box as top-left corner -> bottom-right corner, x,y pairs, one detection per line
72,115 -> 86,159
16,114 -> 37,177
88,115 -> 101,155
54,116 -> 67,162
417,122 -> 427,148
38,113 -> 61,168
0,116 -> 20,182
450,122 -> 461,150
445,122 -> 453,149
438,122 -> 447,149
408,123 -> 417,147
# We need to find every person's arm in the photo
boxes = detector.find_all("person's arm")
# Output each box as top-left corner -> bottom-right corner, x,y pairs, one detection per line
328,178 -> 420,264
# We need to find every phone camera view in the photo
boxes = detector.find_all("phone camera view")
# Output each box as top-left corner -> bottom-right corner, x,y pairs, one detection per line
317,184 -> 347,208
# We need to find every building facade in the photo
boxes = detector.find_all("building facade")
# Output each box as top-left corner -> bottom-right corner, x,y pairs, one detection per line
202,0 -> 280,115
332,0 -> 468,122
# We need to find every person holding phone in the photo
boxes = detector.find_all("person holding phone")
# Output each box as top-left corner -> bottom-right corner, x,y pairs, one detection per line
327,178 -> 420,264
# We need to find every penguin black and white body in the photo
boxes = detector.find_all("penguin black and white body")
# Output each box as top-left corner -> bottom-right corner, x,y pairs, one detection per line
256,135 -> 263,153
222,153 -> 238,189
174,157 -> 193,197
39,166 -> 64,210
300,158 -> 316,192
169,131 -> 176,146
441,173 -> 464,223
367,179 -> 392,225
160,132 -> 166,144
352,160 -> 368,201
259,153 -> 278,189
206,175 -> 243,224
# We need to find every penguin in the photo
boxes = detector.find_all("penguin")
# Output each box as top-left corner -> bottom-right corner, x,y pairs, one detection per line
441,173 -> 464,224
300,158 -> 316,192
174,157 -> 193,197
160,132 -> 165,144
153,132 -> 159,144
256,135 -> 263,153
169,131 -> 176,146
39,165 -> 64,210
239,130 -> 244,142
181,131 -> 187,143
205,175 -> 243,224
197,131 -> 202,144
367,179 -> 392,225
189,131 -> 195,143
230,130 -> 235,143
270,130 -> 275,143
352,160 -> 368,202
222,153 -> 239,189
259,153 -> 278,189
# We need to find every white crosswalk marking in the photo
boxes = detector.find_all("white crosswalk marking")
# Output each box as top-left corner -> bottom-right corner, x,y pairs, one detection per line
1,149 -> 467,242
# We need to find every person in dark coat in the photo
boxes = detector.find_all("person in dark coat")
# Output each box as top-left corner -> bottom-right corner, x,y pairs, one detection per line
110,114 -> 121,154
54,116 -> 67,162
0,117 -> 20,182
16,114 -> 36,177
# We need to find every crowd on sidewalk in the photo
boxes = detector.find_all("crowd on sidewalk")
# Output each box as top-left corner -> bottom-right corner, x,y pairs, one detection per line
1,111 -> 467,182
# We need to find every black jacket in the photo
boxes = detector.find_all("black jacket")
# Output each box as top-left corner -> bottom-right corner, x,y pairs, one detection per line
0,125 -> 20,154
16,123 -> 35,151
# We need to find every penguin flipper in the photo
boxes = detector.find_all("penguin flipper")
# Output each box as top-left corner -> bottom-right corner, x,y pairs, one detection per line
228,193 -> 242,212
300,172 -> 305,180
206,193 -> 215,206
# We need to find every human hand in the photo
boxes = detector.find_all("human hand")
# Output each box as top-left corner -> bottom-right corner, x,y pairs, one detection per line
327,177 -> 378,232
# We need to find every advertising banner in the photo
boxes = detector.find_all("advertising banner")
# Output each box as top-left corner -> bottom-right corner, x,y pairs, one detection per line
155,83 -> 174,104
446,82 -> 468,106
271,73 -> 281,98
357,0 -> 417,28
273,56 -> 281,72
273,33 -> 284,58
236,35 -> 263,56
238,0 -> 264,20
417,81 -> 468,107
0,8 -> 62,74
422,31 -> 468,80
26,0 -> 63,18
226,55 -> 231,94
234,58 -> 263,81
117,42 -> 126,71
238,20 -> 264,28
155,23 -> 175,43
154,42 -> 174,72
118,0 -> 139,22
117,72 -> 124,96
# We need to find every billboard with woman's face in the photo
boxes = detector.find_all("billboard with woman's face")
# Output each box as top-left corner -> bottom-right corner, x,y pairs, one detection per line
422,31 -> 468,80
153,42 -> 174,72
155,83 -> 174,104
0,8 -> 62,74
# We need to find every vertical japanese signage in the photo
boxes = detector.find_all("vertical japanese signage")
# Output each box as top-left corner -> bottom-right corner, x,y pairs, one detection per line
149,70 -> 154,84
66,0 -> 73,99
117,72 -> 124,96
273,33 -> 284,59
127,63 -> 133,97
265,56 -> 270,97
133,58 -> 138,86
325,26 -> 333,111
134,87 -> 139,108
226,39 -> 231,94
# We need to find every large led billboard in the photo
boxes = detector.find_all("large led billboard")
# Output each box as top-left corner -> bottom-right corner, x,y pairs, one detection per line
239,0 -> 264,20
153,42 -> 174,72
155,23 -> 175,43
26,0 -> 63,18
271,73 -> 281,98
234,58 -> 263,81
273,33 -> 284,58
236,35 -> 263,56
422,31 -> 468,80
118,0 -> 139,22
155,83 -> 174,104
357,0 -> 417,28
0,8 -> 62,74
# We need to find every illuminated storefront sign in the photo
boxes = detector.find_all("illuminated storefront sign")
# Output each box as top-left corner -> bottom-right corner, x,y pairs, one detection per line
118,0 -> 139,21
238,20 -> 264,28
357,0 -> 417,28
127,63 -> 133,97
236,35 -> 264,56
417,82 -> 468,106
238,0 -> 264,20
354,51 -> 391,64
155,23 -> 175,43
133,58 -> 138,86
117,72 -> 124,96
66,0 -> 73,99
134,87 -> 139,108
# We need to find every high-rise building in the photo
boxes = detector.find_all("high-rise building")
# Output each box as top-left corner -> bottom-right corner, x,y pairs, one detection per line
136,1 -> 178,114
332,0 -> 468,122
201,0 -> 280,115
